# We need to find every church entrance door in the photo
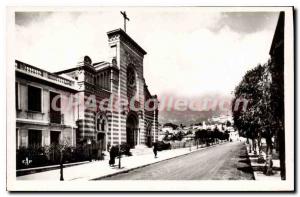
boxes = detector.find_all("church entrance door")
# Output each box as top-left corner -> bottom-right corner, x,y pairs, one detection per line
126,112 -> 139,148
146,124 -> 152,147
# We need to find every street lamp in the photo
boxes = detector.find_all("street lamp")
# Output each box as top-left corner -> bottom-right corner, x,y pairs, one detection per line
87,138 -> 92,162
118,144 -> 121,169
60,148 -> 64,181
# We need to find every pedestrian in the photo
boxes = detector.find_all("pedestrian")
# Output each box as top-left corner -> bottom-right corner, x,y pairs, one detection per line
109,146 -> 116,167
153,143 -> 158,158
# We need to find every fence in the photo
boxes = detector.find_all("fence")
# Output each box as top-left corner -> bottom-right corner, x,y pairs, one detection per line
16,142 -> 106,170
169,139 -> 196,149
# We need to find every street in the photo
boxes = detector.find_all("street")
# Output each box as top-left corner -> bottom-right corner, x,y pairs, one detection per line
98,142 -> 254,180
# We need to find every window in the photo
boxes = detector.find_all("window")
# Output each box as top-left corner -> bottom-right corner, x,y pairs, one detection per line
16,128 -> 19,149
97,76 -> 100,86
127,66 -> 137,99
28,85 -> 42,112
50,131 -> 61,145
16,82 -> 20,110
100,74 -> 103,88
50,92 -> 61,124
104,73 -> 107,89
101,120 -> 105,131
127,67 -> 136,87
28,130 -> 42,147
96,118 -> 101,131
97,115 -> 106,132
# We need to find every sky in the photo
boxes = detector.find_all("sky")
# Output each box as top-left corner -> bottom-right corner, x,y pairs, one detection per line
15,8 -> 279,99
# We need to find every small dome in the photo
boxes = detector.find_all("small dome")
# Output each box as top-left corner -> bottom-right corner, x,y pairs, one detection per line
77,55 -> 92,67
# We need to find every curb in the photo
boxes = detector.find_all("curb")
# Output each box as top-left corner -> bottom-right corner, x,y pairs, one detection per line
91,143 -> 225,180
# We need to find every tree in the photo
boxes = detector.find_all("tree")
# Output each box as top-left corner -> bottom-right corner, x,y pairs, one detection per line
232,64 -> 264,154
57,137 -> 71,181
195,129 -> 208,147
163,131 -> 170,141
175,131 -> 184,141
206,129 -> 213,146
226,121 -> 232,127
163,123 -> 178,130
213,126 -> 220,144
232,63 -> 275,175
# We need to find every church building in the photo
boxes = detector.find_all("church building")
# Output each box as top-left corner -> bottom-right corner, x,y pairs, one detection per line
15,28 -> 159,151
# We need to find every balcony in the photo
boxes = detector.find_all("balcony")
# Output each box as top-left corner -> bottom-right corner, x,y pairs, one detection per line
49,112 -> 64,125
15,60 -> 75,88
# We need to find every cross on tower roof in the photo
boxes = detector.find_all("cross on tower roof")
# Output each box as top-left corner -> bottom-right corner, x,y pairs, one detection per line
120,11 -> 130,32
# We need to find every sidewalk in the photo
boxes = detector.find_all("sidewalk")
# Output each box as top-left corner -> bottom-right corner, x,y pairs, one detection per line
17,143 -> 224,181
246,145 -> 281,181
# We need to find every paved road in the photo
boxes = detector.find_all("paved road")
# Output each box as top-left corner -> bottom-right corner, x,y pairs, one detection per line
99,142 -> 254,180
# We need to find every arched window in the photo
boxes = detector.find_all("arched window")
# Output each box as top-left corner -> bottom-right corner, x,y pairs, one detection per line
96,114 -> 107,132
127,65 -> 137,99
127,66 -> 136,87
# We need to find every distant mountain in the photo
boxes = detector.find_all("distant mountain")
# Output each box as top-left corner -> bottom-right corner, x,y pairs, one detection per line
157,93 -> 233,126
158,109 -> 229,126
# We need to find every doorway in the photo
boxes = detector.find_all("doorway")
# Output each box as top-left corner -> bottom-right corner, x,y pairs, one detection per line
146,123 -> 153,147
96,114 -> 107,152
126,112 -> 139,148
50,131 -> 61,145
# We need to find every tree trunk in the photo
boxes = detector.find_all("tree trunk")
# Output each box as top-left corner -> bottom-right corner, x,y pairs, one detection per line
252,137 -> 257,155
264,137 -> 273,176
257,132 -> 265,163
247,137 -> 252,153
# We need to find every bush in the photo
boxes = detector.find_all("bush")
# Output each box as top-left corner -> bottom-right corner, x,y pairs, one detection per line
17,146 -> 49,169
155,141 -> 171,151
16,144 -> 98,170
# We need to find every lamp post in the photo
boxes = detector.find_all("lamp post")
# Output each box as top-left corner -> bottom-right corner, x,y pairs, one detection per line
87,138 -> 92,162
60,148 -> 64,181
118,144 -> 121,169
